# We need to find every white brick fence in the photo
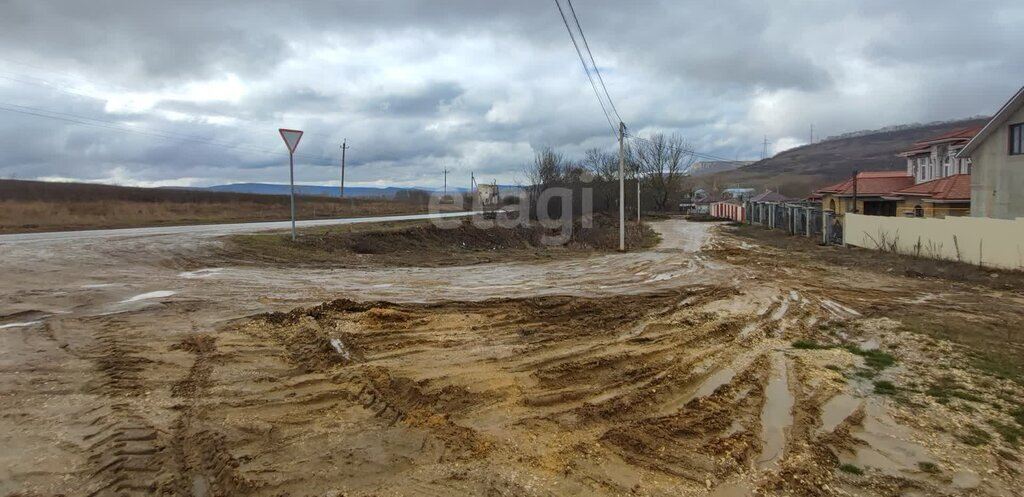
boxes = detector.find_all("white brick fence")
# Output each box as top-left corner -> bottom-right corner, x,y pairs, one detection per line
844,213 -> 1024,270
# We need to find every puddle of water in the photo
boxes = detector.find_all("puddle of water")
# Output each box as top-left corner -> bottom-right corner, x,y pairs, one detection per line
81,283 -> 118,289
178,268 -> 224,279
757,352 -> 794,469
820,394 -> 861,433
951,470 -> 980,489
0,321 -> 43,330
643,273 -> 674,283
692,368 -> 737,400
120,291 -> 177,303
770,300 -> 789,321
859,338 -> 880,351
329,338 -> 352,361
723,420 -> 746,437
821,299 -> 861,318
711,482 -> 754,497
849,403 -> 933,476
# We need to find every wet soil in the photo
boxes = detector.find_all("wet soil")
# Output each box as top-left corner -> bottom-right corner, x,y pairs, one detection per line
2,220 -> 1023,496
218,215 -> 656,268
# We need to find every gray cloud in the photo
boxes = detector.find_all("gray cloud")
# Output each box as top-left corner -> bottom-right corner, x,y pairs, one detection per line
0,0 -> 1020,188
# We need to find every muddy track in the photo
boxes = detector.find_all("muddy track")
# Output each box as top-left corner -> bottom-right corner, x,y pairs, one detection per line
73,316 -> 169,497
3,220 -> 1024,496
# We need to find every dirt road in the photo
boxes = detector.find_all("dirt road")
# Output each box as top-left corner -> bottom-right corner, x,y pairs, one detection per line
1,220 -> 1022,496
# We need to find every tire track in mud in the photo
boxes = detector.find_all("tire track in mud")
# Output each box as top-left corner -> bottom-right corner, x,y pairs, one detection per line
77,316 -> 169,497
106,255 -> 1022,496
219,288 -> 834,494
163,334 -> 254,497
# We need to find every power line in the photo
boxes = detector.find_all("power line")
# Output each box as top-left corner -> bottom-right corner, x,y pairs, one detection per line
564,0 -> 621,123
554,0 -> 618,138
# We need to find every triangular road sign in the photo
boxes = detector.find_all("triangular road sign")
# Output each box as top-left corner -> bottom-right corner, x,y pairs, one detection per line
279,128 -> 304,153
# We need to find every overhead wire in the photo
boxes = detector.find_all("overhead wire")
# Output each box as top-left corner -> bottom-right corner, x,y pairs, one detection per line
554,0 -> 748,169
565,0 -> 621,124
553,0 -> 619,138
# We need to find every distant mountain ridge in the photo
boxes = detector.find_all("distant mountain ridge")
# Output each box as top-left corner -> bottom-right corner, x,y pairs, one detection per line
200,183 -> 523,198
698,117 -> 990,198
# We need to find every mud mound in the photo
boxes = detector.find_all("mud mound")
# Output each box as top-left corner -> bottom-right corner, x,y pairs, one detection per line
221,215 -> 656,268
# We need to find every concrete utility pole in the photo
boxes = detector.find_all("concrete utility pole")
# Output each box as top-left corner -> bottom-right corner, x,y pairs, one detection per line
339,140 -> 349,198
618,121 -> 626,251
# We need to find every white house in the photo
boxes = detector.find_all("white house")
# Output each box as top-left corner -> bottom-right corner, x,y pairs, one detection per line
898,127 -> 979,184
958,86 -> 1024,220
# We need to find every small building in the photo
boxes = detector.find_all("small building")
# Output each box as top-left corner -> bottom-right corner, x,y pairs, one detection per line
722,187 -> 756,201
710,199 -> 745,222
886,174 -> 971,218
898,127 -> 979,184
957,86 -> 1024,220
816,171 -> 915,218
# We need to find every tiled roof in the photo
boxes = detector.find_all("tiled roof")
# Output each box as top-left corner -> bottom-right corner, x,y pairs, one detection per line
890,174 -> 971,201
899,127 -> 982,155
815,171 -> 914,197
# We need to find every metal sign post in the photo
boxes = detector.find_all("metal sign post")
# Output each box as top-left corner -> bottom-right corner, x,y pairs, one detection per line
279,128 -> 304,241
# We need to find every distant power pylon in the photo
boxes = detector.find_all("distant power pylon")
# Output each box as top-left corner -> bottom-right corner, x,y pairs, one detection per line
762,136 -> 769,160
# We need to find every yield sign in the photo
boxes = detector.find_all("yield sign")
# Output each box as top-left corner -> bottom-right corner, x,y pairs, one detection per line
279,128 -> 303,153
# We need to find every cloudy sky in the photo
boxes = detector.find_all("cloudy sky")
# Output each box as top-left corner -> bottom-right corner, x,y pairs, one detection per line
0,0 -> 1021,189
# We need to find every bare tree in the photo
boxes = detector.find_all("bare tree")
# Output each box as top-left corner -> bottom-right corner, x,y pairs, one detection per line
581,148 -> 618,182
634,133 -> 694,211
524,147 -> 567,190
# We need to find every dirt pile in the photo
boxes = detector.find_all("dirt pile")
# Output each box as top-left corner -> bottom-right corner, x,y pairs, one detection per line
221,214 -> 656,267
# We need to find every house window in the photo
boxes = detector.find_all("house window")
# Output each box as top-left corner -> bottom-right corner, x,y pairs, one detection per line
1012,123 -> 1024,155
914,205 -> 924,218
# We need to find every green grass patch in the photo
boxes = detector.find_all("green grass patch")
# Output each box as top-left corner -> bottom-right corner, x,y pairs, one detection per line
918,461 -> 940,474
926,385 -> 984,403
926,375 -> 985,404
988,420 -> 1023,446
874,380 -> 898,395
957,425 -> 993,446
844,345 -> 897,370
838,463 -> 864,475
1010,407 -> 1024,427
825,364 -> 844,372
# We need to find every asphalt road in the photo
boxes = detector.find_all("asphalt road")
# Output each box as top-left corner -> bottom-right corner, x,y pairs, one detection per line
0,211 -> 477,244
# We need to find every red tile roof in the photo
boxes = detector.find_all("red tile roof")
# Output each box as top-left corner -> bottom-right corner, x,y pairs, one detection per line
815,171 -> 914,197
898,127 -> 982,155
890,174 -> 971,201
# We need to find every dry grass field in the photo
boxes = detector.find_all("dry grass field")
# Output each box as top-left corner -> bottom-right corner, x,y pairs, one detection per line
0,180 -> 431,233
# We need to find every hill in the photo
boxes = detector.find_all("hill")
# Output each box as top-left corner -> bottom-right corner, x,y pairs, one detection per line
0,179 -> 433,233
697,117 -> 989,198
202,183 -> 525,198
204,183 -> 417,198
